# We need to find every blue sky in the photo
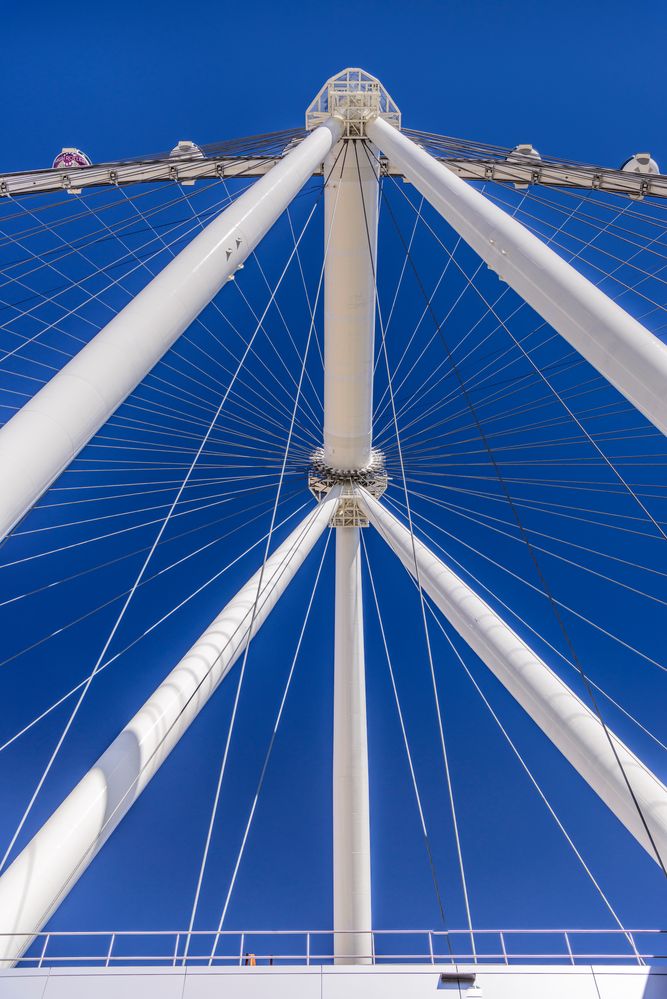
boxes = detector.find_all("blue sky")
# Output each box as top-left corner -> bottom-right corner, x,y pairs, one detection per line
3,0 -> 667,173
0,0 -> 666,963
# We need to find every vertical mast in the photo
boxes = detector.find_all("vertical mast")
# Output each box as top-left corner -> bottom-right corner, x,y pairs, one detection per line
333,524 -> 372,964
325,125 -> 377,967
307,68 -> 399,965
322,127 -> 379,471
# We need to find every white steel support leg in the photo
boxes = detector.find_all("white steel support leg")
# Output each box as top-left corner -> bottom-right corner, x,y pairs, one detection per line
366,115 -> 667,437
0,489 -> 340,967
323,140 -> 380,471
0,118 -> 343,542
358,488 -> 667,867
333,526 -> 372,965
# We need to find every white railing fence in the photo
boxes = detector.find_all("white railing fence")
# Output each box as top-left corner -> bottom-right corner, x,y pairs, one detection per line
2,928 -> 665,969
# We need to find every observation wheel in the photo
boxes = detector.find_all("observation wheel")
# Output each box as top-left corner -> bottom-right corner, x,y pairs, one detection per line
0,68 -> 665,994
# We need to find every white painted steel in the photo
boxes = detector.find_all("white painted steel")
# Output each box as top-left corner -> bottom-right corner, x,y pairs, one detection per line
323,140 -> 379,471
366,115 -> 667,437
333,527 -> 372,965
0,118 -> 343,542
1,963 -> 665,999
5,154 -> 667,197
0,491 -> 340,966
359,488 -> 667,865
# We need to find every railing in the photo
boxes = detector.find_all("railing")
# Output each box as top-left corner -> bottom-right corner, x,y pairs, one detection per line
2,928 -> 666,969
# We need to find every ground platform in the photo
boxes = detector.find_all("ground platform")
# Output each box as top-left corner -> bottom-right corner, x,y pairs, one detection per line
1,963 -> 666,998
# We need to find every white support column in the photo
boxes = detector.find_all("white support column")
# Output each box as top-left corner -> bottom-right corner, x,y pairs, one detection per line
309,80 -> 383,961
366,115 -> 667,437
333,525 -> 372,965
323,140 -> 379,471
322,135 -> 378,965
0,118 -> 343,542
358,488 -> 667,866
0,489 -> 340,967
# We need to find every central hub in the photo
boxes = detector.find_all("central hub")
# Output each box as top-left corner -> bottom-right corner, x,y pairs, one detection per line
309,448 -> 388,526
305,68 -> 401,138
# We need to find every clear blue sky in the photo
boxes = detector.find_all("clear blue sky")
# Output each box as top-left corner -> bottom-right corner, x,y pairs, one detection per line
3,0 -> 667,173
0,0 -> 665,962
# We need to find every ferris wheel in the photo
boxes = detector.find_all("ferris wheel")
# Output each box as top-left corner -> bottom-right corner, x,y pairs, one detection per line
0,68 -> 665,987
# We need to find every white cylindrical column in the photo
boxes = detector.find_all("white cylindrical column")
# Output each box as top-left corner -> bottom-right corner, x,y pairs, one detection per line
0,490 -> 339,966
366,115 -> 667,438
333,526 -> 373,965
359,488 -> 667,866
323,140 -> 380,471
0,118 -> 344,542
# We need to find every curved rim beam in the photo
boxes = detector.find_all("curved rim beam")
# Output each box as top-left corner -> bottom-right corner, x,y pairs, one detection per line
4,152 -> 667,198
366,114 -> 667,438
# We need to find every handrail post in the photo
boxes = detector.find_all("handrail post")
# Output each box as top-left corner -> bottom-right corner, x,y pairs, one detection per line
564,931 -> 575,966
428,931 -> 434,965
172,932 -> 180,968
306,932 -> 310,966
239,932 -> 245,967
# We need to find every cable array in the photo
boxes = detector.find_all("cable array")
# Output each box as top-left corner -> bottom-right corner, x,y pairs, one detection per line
0,122 -> 665,963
